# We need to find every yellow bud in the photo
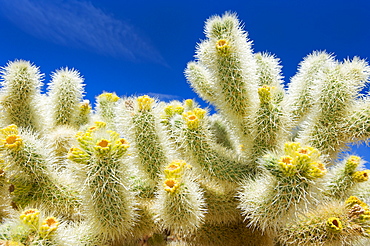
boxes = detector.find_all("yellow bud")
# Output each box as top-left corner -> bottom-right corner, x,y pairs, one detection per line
95,139 -> 111,154
192,108 -> 206,119
258,85 -> 273,103
183,113 -> 200,130
353,170 -> 370,182
216,39 -> 231,56
163,178 -> 180,193
326,217 -> 343,233
284,142 -> 301,156
345,155 -> 361,174
346,196 -> 369,210
137,95 -> 154,111
3,134 -> 23,150
164,160 -> 189,178
184,99 -> 194,110
98,92 -> 120,102
39,217 -> 59,239
20,209 -> 40,227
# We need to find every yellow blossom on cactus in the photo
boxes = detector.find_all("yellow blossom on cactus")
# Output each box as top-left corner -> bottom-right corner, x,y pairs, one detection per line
0,124 -> 19,138
346,196 -> 369,210
80,100 -> 91,110
258,85 -> 274,103
137,95 -> 154,111
183,113 -> 200,130
308,161 -> 327,178
117,138 -> 130,149
163,178 -> 180,193
352,170 -> 370,182
278,156 -> 296,176
98,92 -> 120,102
164,160 -> 190,178
326,217 -> 343,233
164,105 -> 174,116
192,108 -> 206,119
216,39 -> 231,55
184,99 -> 194,110
67,146 -> 89,164
283,142 -> 301,156
174,106 -> 184,115
345,155 -> 361,174
39,217 -> 59,239
20,209 -> 40,227
94,121 -> 107,129
95,139 -> 111,154
3,134 -> 23,150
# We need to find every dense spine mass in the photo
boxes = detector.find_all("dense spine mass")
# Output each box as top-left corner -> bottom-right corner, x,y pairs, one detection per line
0,12 -> 370,246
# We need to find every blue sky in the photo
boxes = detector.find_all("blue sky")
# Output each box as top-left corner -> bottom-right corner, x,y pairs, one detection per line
0,0 -> 369,163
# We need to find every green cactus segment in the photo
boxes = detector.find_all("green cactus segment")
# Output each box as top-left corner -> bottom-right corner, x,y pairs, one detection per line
194,13 -> 258,142
239,142 -> 326,232
0,125 -> 78,215
154,160 -> 206,234
286,52 -> 336,123
299,58 -> 370,159
185,62 -> 216,105
182,109 -> 255,182
326,156 -> 370,199
249,85 -> 285,163
48,68 -> 85,128
68,122 -> 137,241
279,197 -> 370,246
95,92 -> 120,130
345,98 -> 370,143
0,60 -> 44,132
132,111 -> 168,182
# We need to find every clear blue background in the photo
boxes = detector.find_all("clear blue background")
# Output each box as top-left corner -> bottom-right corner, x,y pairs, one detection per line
0,0 -> 369,163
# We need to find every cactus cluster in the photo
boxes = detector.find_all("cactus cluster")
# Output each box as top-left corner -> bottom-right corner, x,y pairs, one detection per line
0,12 -> 370,245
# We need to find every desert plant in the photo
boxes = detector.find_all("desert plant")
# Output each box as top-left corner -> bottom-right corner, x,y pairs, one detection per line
0,12 -> 370,246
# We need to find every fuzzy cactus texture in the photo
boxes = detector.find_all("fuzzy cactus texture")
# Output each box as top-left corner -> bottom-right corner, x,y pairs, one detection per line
0,12 -> 370,246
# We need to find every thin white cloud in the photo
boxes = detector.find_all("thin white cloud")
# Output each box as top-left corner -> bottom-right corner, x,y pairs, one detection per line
145,92 -> 182,102
0,0 -> 166,64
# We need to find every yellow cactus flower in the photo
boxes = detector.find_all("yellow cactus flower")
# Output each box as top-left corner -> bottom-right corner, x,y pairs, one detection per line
345,155 -> 361,174
184,99 -> 194,110
192,108 -> 206,119
183,113 -> 200,130
308,161 -> 327,178
345,196 -> 369,210
116,138 -> 130,149
284,142 -> 301,156
164,105 -> 175,116
278,156 -> 297,176
137,95 -> 154,111
3,134 -> 23,150
164,160 -> 190,178
163,178 -> 180,193
20,209 -> 40,227
95,139 -> 111,154
98,92 -> 120,102
326,217 -> 343,233
174,106 -> 185,115
67,146 -> 89,163
79,100 -> 91,113
352,170 -> 370,182
258,85 -> 274,103
0,124 -> 19,138
39,217 -> 59,239
216,39 -> 231,55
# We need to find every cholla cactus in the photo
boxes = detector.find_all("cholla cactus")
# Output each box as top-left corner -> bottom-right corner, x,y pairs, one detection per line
0,11 -> 370,246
